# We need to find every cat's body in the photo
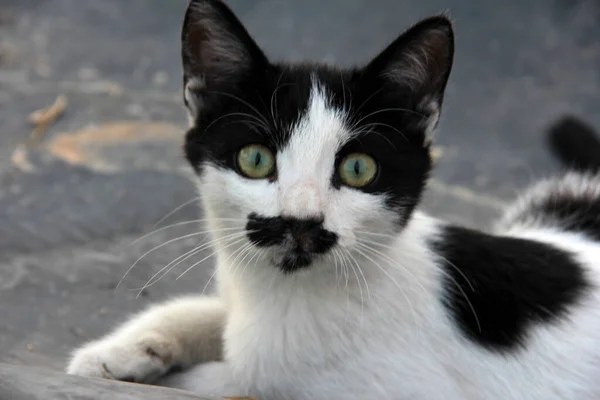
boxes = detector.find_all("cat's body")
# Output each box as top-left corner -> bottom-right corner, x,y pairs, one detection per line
66,1 -> 600,398
164,209 -> 600,400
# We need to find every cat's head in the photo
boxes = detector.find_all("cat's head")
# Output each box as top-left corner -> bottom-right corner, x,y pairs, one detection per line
181,0 -> 454,274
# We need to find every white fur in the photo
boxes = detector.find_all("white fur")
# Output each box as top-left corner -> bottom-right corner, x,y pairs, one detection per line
67,83 -> 600,399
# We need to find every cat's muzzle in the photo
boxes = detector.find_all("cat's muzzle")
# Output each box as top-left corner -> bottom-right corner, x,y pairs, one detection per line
246,213 -> 338,273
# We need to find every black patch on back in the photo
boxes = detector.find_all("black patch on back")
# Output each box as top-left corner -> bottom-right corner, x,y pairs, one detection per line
432,226 -> 590,352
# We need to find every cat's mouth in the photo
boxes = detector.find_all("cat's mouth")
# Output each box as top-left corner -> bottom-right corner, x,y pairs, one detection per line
269,248 -> 321,273
246,213 -> 338,273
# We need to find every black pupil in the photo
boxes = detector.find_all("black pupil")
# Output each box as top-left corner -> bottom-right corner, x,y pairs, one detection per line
353,161 -> 360,175
254,152 -> 262,166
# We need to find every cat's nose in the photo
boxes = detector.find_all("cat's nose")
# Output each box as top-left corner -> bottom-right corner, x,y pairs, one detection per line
281,181 -> 323,219
287,218 -> 324,253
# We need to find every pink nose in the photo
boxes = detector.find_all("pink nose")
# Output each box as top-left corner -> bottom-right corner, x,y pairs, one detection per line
281,181 -> 323,219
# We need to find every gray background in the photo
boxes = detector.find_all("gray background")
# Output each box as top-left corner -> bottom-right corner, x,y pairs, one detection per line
0,0 -> 599,371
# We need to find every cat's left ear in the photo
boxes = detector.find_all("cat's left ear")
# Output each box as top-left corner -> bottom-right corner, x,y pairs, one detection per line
364,16 -> 454,137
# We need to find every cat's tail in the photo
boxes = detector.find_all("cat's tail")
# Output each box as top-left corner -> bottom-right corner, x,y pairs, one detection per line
547,115 -> 600,172
498,117 -> 600,234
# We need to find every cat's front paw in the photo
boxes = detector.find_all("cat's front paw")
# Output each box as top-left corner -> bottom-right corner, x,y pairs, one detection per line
66,332 -> 181,383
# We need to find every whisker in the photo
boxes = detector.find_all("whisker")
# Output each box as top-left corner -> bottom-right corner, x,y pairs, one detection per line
355,239 -> 478,331
353,230 -> 398,238
205,90 -> 272,128
346,249 -> 371,301
133,230 -> 250,293
428,253 -> 481,334
204,112 -> 271,135
353,88 -> 383,117
346,250 -> 364,311
353,245 -> 418,326
355,241 -> 430,303
198,237 -> 261,295
341,248 -> 366,320
354,122 -> 406,147
358,236 -> 476,294
252,249 -> 266,273
434,253 -> 476,293
176,236 -> 248,281
339,71 -> 349,112
218,117 -> 272,132
234,243 -> 259,279
332,247 -> 343,286
200,267 -> 219,296
116,227 -> 243,290
229,242 -> 255,279
270,71 -> 288,127
353,107 -> 426,127
128,218 -> 246,247
337,248 -> 352,327
338,248 -> 351,294
212,240 -> 257,285
146,196 -> 201,231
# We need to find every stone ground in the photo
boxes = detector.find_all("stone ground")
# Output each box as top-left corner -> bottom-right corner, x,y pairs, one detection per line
0,0 -> 599,388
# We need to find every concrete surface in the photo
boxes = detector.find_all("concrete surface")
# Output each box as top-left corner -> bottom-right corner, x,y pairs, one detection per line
0,363 -> 221,400
0,0 -> 598,389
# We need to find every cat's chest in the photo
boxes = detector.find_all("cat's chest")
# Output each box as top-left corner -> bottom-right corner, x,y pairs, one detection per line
224,296 -> 362,373
222,290 -> 450,395
224,310 -> 461,400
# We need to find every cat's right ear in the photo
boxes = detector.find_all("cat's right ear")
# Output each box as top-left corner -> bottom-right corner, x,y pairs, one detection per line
181,0 -> 269,120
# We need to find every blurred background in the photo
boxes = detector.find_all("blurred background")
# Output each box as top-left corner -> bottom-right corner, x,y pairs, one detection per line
0,0 -> 599,371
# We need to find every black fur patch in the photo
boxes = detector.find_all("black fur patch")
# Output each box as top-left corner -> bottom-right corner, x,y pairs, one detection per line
525,193 -> 600,242
433,226 -> 590,352
246,213 -> 288,247
246,213 -> 338,273
183,64 -> 350,173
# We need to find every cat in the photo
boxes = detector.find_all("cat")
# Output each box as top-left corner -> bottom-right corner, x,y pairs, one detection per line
65,0 -> 600,399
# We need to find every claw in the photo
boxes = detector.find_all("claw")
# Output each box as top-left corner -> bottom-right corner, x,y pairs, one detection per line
101,363 -> 116,379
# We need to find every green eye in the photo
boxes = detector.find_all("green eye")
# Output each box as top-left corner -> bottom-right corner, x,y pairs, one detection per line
236,144 -> 276,179
339,153 -> 377,188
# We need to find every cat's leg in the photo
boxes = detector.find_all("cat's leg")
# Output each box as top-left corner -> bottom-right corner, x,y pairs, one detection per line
66,296 -> 226,384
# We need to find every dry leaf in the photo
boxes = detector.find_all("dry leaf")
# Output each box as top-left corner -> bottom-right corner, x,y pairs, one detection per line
27,95 -> 68,146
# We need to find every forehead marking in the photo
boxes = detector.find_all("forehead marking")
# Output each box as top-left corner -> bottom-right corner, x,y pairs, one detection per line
278,79 -> 350,174
275,78 -> 352,217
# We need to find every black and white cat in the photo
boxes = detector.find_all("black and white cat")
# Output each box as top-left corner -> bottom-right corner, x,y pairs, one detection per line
66,1 -> 600,399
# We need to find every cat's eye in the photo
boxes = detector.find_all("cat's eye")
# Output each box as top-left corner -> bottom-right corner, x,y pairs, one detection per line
339,153 -> 378,188
236,144 -> 276,179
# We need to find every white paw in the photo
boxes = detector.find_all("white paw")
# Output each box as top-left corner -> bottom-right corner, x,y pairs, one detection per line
66,332 -> 181,383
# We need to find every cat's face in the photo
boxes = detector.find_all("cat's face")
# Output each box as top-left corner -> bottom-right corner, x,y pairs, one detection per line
181,0 -> 454,273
